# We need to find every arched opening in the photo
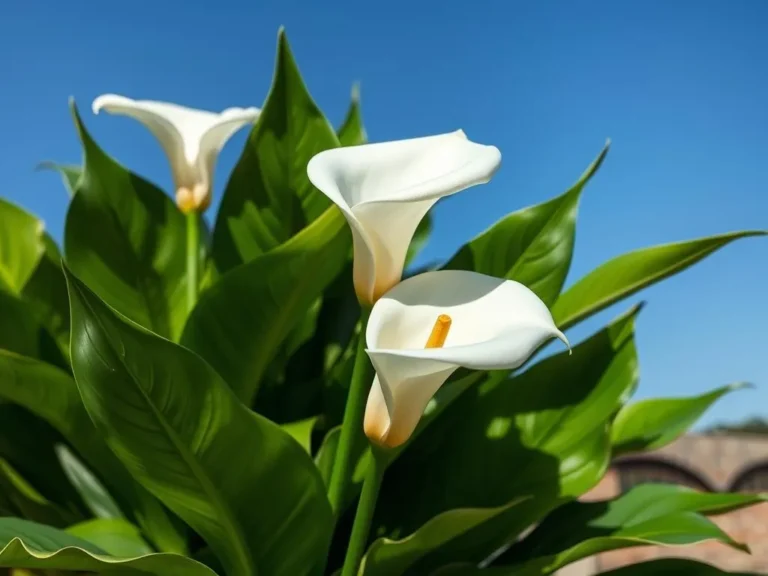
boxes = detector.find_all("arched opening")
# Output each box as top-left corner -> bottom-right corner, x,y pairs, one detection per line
730,463 -> 768,493
615,457 -> 711,492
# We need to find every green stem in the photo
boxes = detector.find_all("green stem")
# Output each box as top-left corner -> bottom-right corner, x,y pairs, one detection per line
328,307 -> 373,514
186,212 -> 199,313
341,446 -> 386,576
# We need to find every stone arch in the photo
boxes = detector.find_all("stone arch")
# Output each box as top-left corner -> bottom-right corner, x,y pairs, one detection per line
614,455 -> 715,492
729,461 -> 768,493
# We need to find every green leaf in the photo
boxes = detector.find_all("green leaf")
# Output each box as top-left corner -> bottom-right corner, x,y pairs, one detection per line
360,499 -> 528,576
20,234 -> 71,359
0,290 -> 66,368
184,206 -> 350,405
0,518 -> 215,575
0,458 -> 78,527
0,198 -> 45,294
64,101 -> 190,340
0,404 -> 86,518
0,211 -> 69,362
495,484 -> 758,575
212,28 -> 340,271
372,305 -> 641,568
611,383 -> 748,457
66,266 -> 333,576
0,350 -> 185,554
281,416 -> 317,453
56,444 -> 124,520
552,230 -> 767,330
257,262 -> 361,424
338,83 -> 367,146
315,425 -> 341,488
444,143 -> 608,306
67,518 -> 152,557
595,558 -> 762,576
36,161 -> 82,197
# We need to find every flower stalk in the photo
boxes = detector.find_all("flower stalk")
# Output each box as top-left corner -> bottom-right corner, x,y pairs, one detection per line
186,212 -> 199,312
328,307 -> 373,514
340,445 -> 387,576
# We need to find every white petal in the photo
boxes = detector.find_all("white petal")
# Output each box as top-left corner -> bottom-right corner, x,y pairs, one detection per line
92,94 -> 259,208
363,270 -> 568,447
307,131 -> 500,303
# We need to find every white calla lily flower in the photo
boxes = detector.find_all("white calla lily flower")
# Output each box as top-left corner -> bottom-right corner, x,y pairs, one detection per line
363,270 -> 569,448
307,131 -> 501,305
92,94 -> 260,213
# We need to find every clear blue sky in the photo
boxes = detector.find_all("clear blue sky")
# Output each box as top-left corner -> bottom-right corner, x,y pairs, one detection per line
1,1 -> 766,428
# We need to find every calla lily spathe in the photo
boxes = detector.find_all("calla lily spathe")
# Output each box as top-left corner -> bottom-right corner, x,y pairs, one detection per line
363,270 -> 569,448
92,95 -> 260,213
307,131 -> 501,305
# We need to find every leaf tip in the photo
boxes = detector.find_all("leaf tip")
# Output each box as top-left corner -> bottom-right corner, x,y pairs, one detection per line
277,25 -> 289,50
730,381 -> 755,392
351,81 -> 361,103
68,98 -> 88,140
34,160 -> 53,173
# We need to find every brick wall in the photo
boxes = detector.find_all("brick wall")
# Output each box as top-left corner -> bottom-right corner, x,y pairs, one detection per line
558,434 -> 768,575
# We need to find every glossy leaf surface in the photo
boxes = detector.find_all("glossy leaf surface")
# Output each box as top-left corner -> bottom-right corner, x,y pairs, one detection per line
67,266 -> 333,576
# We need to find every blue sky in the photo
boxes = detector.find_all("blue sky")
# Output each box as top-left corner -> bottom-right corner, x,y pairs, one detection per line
1,1 -> 766,428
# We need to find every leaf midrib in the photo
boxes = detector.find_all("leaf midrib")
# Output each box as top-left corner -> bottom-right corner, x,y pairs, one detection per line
75,284 -> 255,576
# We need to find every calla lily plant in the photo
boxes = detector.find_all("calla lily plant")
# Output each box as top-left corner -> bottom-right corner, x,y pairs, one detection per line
0,28 -> 761,576
311,135 -> 568,576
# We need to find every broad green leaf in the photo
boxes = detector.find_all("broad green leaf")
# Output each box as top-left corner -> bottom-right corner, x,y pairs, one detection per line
258,263 -> 361,424
0,518 -> 215,575
315,425 -> 341,488
371,305 -> 641,569
56,445 -> 124,520
611,383 -> 748,457
36,161 -> 82,197
64,101 -> 190,340
20,234 -> 70,359
0,290 -> 66,368
444,143 -> 608,306
0,458 -> 78,527
67,518 -> 152,557
337,82 -> 367,146
0,198 -> 44,294
66,267 -> 333,576
595,558 -> 761,576
184,206 -> 350,405
212,28 -> 340,271
0,404 -> 86,518
0,350 -> 185,554
281,416 -> 317,453
494,484 -> 758,574
552,230 -> 767,330
360,500 -> 527,576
